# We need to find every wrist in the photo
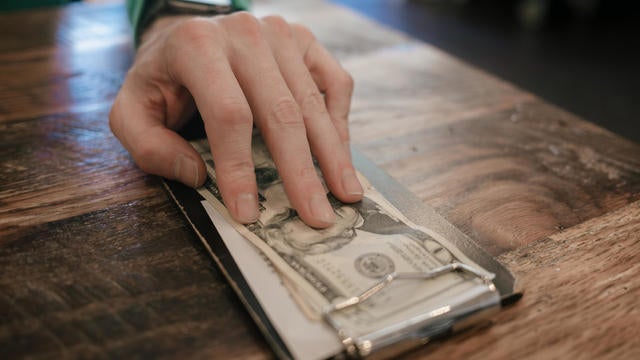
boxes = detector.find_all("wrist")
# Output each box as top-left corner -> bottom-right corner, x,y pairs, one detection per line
134,0 -> 241,47
139,15 -> 193,46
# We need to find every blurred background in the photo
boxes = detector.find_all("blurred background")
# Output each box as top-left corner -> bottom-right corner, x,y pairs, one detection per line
2,0 -> 638,143
331,0 -> 640,143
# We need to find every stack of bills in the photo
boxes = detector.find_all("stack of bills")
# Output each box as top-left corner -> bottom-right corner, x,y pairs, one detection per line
186,134 -> 502,359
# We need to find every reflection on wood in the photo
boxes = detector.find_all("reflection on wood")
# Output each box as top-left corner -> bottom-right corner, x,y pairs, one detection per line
0,4 -> 133,123
0,106 -> 160,238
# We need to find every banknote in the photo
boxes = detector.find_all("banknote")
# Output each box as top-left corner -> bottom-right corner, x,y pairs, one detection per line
192,134 -> 497,338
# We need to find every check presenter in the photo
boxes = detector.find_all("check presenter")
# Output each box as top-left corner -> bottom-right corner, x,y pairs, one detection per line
109,0 -> 364,229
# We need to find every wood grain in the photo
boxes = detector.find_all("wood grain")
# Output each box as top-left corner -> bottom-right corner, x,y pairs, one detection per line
344,44 -> 640,255
0,105 -> 160,238
0,4 -> 132,123
408,200 -> 640,360
0,195 -> 271,359
0,0 -> 639,358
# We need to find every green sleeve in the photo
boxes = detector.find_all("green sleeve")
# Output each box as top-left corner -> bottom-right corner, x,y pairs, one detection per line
126,0 -> 251,43
0,0 -> 71,11
126,0 -> 147,35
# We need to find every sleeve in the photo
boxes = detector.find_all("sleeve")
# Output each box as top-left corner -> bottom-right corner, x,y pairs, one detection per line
126,0 -> 251,46
126,0 -> 148,39
0,0 -> 70,11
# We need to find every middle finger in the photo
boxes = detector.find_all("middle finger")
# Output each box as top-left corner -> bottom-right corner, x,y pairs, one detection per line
223,13 -> 335,228
259,16 -> 363,204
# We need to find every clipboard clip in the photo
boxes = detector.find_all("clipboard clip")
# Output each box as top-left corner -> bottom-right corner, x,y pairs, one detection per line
321,261 -> 497,358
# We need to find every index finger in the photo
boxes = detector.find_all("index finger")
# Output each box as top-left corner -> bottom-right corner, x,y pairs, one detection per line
165,19 -> 259,224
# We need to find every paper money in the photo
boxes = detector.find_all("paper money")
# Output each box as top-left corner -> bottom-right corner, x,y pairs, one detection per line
192,134 -> 496,336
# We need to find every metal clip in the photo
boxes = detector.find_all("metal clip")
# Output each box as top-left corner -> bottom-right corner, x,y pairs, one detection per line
322,261 -> 496,357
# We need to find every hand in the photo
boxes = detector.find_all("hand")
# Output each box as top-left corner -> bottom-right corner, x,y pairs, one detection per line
109,12 -> 363,228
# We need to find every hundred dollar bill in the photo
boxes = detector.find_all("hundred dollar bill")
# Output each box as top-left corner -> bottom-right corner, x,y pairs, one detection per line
192,134 -> 498,337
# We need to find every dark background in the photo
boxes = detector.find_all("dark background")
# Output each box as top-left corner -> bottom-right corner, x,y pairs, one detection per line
331,0 -> 640,143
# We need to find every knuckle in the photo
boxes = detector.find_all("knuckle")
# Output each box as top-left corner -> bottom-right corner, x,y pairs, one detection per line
218,159 -> 255,183
338,130 -> 351,145
230,11 -> 258,25
295,164 -> 320,182
301,91 -> 328,117
171,18 -> 216,46
339,72 -> 355,90
132,138 -> 156,170
228,12 -> 262,41
108,102 -> 120,136
262,15 -> 292,38
268,98 -> 303,127
290,23 -> 315,42
217,97 -> 253,128
341,129 -> 351,142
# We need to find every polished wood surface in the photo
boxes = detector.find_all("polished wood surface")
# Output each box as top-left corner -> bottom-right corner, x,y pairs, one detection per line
416,201 -> 640,359
1,0 -> 639,358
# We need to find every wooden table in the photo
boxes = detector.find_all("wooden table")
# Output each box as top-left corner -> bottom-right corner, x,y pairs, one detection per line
1,1 -> 638,358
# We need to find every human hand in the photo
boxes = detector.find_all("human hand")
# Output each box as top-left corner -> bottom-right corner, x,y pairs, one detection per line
109,12 -> 363,228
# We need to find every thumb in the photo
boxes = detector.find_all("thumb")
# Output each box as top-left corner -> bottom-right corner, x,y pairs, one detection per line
109,85 -> 206,188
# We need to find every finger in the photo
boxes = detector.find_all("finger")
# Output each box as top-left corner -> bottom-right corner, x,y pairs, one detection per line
261,16 -> 363,203
224,13 -> 335,228
109,82 -> 206,188
293,24 -> 354,150
164,18 -> 259,224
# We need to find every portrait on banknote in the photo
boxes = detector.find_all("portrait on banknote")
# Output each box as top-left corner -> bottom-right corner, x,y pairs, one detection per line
197,136 -> 455,266
194,134 -> 475,307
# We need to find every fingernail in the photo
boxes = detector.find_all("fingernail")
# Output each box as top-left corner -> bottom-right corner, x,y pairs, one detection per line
342,169 -> 363,196
235,193 -> 259,223
175,154 -> 200,188
310,193 -> 335,225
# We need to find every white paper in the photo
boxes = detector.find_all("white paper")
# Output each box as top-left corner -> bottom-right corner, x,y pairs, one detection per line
201,201 -> 343,360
